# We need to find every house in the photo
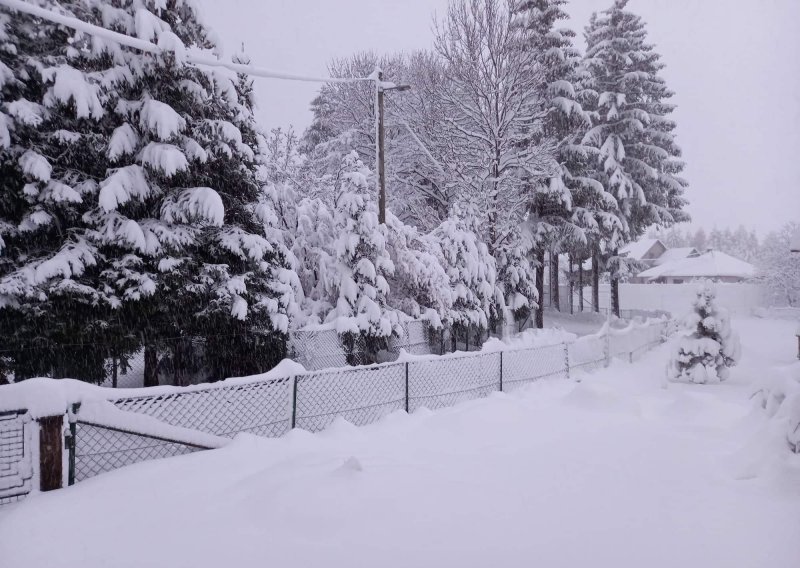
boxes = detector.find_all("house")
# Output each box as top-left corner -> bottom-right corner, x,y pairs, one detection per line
618,238 -> 667,268
635,250 -> 756,284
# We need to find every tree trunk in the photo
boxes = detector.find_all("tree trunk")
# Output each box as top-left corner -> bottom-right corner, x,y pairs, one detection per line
611,248 -> 620,318
143,343 -> 159,388
591,246 -> 600,313
551,252 -> 560,312
568,256 -> 574,315
535,249 -> 545,329
578,257 -> 584,312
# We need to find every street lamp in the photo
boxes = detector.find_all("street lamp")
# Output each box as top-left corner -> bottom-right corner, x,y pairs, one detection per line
374,68 -> 411,224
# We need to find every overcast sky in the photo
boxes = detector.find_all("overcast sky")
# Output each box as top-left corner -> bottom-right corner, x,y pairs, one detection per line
198,0 -> 800,236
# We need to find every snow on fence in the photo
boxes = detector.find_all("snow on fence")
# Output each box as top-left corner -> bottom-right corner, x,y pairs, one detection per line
0,318 -> 673,507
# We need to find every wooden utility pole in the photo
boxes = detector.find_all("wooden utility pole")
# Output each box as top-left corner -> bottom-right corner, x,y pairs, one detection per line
374,69 -> 410,225
375,69 -> 386,224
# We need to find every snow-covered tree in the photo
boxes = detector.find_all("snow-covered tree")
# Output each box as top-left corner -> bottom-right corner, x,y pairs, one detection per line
435,0 -> 556,254
384,211 -> 452,327
432,209 -> 499,339
583,0 -> 689,315
668,282 -> 740,384
0,0 -> 292,383
326,152 -> 396,364
757,223 -> 800,307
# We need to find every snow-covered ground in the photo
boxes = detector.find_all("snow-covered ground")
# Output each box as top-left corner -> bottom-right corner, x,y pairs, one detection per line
0,318 -> 798,568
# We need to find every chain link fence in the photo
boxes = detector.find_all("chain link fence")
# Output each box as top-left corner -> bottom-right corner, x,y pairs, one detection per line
0,319 -> 674,500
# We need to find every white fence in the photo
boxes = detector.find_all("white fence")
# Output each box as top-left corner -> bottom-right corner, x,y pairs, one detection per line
587,283 -> 766,316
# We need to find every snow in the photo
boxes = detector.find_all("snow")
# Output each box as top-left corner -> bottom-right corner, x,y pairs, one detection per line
77,399 -> 229,449
653,246 -> 698,265
618,237 -> 662,261
1,318 -> 798,568
638,250 -> 757,281
139,99 -> 186,141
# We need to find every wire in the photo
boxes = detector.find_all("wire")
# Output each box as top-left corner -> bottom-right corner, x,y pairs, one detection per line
0,0 -> 373,84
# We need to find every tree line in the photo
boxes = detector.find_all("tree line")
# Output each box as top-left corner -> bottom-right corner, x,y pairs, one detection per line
0,0 -> 688,385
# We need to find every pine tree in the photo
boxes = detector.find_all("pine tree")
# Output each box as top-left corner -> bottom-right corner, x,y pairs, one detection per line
0,0 -> 292,383
668,282 -> 740,384
583,0 -> 689,315
512,0 -> 596,321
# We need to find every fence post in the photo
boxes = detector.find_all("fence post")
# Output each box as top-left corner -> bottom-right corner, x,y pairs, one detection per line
405,362 -> 410,413
499,351 -> 504,392
604,326 -> 611,368
38,415 -> 63,491
564,343 -> 570,380
66,403 -> 80,486
291,376 -> 298,429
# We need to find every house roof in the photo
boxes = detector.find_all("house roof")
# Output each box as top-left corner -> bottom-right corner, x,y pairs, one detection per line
653,247 -> 698,266
636,250 -> 756,281
619,238 -> 664,261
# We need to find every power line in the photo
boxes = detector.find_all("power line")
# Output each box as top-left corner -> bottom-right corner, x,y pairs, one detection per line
0,0 -> 373,84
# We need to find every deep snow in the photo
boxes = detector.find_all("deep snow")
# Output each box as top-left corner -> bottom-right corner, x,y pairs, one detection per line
0,318 -> 798,568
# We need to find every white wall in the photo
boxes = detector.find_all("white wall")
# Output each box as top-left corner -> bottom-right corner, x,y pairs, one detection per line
584,283 -> 766,317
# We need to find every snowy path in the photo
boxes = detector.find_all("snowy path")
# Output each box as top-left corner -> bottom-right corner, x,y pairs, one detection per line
1,318 -> 798,568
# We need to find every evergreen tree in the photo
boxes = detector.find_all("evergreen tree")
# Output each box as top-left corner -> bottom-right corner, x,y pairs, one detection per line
0,0 -> 291,383
512,0 -> 596,321
583,0 -> 689,314
432,207 -> 498,342
668,282 -> 740,384
326,152 -> 396,364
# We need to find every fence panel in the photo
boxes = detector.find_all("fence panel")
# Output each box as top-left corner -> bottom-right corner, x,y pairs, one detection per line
408,352 -> 501,412
568,336 -> 607,372
112,377 -> 293,439
73,422 -> 208,482
502,344 -> 569,392
0,410 -> 32,506
295,364 -> 406,432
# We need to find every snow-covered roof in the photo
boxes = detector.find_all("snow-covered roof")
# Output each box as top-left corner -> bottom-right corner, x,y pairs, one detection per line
653,247 -> 698,266
636,250 -> 756,281
619,238 -> 664,260
791,228 -> 800,252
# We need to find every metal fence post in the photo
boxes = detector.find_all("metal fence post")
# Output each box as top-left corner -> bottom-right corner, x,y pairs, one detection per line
291,376 -> 298,429
66,402 -> 80,486
405,362 -> 410,412
564,343 -> 570,380
499,351 -> 504,392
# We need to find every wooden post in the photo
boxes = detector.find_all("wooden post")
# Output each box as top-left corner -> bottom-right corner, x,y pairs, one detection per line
578,256 -> 584,312
551,252 -> 560,312
535,249 -> 545,328
376,69 -> 386,224
591,246 -> 600,313
38,415 -> 63,491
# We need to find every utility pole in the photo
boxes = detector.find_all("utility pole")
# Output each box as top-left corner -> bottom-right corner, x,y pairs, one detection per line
376,69 -> 386,224
374,67 -> 410,225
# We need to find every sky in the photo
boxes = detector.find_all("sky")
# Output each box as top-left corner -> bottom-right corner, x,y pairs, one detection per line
198,0 -> 800,236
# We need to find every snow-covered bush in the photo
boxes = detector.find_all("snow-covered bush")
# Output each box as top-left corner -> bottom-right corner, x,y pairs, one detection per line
668,282 -> 741,384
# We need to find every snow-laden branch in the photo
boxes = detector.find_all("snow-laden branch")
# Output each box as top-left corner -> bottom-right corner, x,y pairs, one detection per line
0,0 -> 373,84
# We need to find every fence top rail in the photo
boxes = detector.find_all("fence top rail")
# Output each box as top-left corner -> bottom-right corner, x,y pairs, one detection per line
1,320 -> 674,412
0,409 -> 28,418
